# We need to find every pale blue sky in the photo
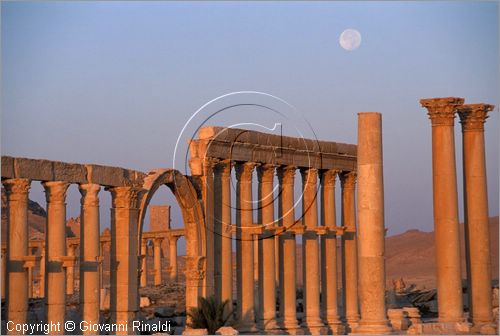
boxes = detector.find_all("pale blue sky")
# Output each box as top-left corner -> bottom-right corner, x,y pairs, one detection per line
2,2 -> 498,252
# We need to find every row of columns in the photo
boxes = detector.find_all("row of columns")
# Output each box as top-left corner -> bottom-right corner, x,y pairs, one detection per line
140,235 -> 180,287
2,179 -> 144,334
420,98 -> 495,329
210,159 -> 361,333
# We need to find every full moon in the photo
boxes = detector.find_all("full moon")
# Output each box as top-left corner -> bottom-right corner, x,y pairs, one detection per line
339,29 -> 362,51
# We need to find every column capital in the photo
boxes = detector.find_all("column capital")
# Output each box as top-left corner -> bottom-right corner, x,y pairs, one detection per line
2,178 -> 31,201
257,164 -> 276,183
42,181 -> 70,204
320,169 -> 340,186
340,171 -> 357,189
235,161 -> 257,182
277,165 -> 296,185
154,237 -> 164,244
457,103 -> 495,132
420,97 -> 464,126
214,159 -> 233,177
79,183 -> 101,207
300,167 -> 318,185
106,186 -> 143,209
201,157 -> 219,175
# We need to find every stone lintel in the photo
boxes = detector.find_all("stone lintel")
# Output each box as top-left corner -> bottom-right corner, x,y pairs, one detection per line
0,156 -> 145,187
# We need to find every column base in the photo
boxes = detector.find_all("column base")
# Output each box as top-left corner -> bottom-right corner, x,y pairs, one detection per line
236,321 -> 259,334
258,318 -> 280,332
471,321 -> 497,335
407,321 -> 472,335
279,319 -> 303,335
323,319 -> 346,335
344,316 -> 360,333
301,317 -> 327,335
352,319 -> 392,334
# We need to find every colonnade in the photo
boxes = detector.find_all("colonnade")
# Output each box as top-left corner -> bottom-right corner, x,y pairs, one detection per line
420,98 -> 495,332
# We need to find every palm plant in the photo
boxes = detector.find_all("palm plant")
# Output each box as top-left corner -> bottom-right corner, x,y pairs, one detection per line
187,296 -> 232,334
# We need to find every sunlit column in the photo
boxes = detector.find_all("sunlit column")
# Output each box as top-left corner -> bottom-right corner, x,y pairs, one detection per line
140,239 -> 147,287
169,236 -> 179,282
154,237 -> 163,285
420,97 -> 464,322
66,243 -> 77,295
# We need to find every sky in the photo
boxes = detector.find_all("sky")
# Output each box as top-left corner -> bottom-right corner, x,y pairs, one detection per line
2,1 -> 498,254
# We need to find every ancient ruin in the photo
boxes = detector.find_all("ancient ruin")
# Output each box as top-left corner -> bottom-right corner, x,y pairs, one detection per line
1,98 -> 497,335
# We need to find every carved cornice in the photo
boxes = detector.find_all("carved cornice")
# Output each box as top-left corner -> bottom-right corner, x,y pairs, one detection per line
339,171 -> 357,189
320,169 -> 339,186
2,178 -> 31,201
106,186 -> 144,209
42,181 -> 70,204
79,183 -> 101,207
277,166 -> 296,185
213,159 -> 232,178
257,164 -> 276,183
457,103 -> 495,132
235,162 -> 257,182
420,97 -> 464,126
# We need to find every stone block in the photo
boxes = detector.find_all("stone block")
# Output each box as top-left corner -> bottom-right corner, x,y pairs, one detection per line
1,156 -> 15,178
182,328 -> 208,335
230,143 -> 255,162
140,296 -> 151,308
15,157 -> 54,181
53,161 -> 87,183
215,326 -> 239,335
86,164 -> 125,187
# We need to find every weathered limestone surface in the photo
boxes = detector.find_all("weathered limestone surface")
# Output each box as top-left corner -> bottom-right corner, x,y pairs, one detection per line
354,112 -> 392,334
421,97 -> 465,323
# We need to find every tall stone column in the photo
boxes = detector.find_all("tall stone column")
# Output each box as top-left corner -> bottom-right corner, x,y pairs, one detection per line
201,158 -> 216,297
79,183 -> 101,330
457,103 -> 495,329
43,181 -> 70,333
214,160 -> 233,310
169,236 -> 178,282
319,170 -> 344,334
340,171 -> 359,330
354,112 -> 392,334
257,164 -> 277,330
235,162 -> 257,332
277,166 -> 300,333
153,237 -> 163,285
107,186 -> 143,334
3,178 -> 31,330
1,247 -> 6,299
300,168 -> 324,334
66,243 -> 76,295
421,97 -> 464,322
140,239 -> 147,287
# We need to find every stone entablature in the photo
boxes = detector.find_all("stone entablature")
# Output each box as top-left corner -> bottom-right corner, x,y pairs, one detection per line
1,156 -> 146,187
189,126 -> 357,175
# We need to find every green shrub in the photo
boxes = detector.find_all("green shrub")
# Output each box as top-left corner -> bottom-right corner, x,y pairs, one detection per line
187,296 -> 232,334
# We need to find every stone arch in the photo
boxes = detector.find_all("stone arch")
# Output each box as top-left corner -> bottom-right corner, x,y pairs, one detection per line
138,168 -> 206,311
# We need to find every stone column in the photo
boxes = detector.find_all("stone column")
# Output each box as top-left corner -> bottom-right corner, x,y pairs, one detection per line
3,178 -> 31,330
79,183 -> 101,330
201,158 -> 216,297
43,181 -> 70,333
457,103 -> 495,329
66,243 -> 76,295
235,162 -> 257,332
340,171 -> 359,330
319,170 -> 344,334
1,247 -> 6,299
28,260 -> 33,299
40,246 -> 46,298
140,239 -> 147,287
153,237 -> 163,285
300,168 -> 325,334
257,164 -> 278,330
277,166 -> 300,333
214,160 -> 233,310
169,236 -> 178,282
420,97 -> 464,322
107,186 -> 143,334
354,112 -> 392,334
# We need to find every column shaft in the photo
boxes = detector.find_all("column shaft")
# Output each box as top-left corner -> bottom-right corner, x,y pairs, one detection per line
201,159 -> 216,297
320,170 -> 344,333
66,244 -> 76,295
354,112 -> 391,333
40,247 -> 46,298
340,172 -> 360,330
169,237 -> 178,281
140,240 -> 147,287
458,104 -> 495,327
235,162 -> 257,332
43,181 -> 70,334
4,178 -> 31,331
79,183 -> 101,331
277,166 -> 300,332
421,97 -> 464,322
257,164 -> 277,330
300,168 -> 324,334
154,238 -> 163,285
